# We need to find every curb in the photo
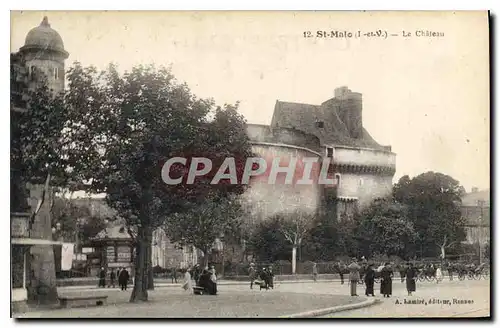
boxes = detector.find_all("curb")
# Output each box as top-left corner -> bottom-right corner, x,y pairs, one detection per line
280,298 -> 381,318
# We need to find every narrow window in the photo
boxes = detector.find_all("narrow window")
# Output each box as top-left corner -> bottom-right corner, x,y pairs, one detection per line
54,67 -> 59,80
326,147 -> 333,158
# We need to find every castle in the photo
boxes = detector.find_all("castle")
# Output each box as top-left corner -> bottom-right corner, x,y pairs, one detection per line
244,87 -> 396,223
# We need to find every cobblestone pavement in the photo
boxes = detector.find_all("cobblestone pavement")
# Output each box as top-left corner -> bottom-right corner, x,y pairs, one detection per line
15,278 -> 489,318
320,279 -> 490,318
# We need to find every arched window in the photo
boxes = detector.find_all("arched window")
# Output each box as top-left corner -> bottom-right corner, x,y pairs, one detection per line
335,173 -> 341,188
29,66 -> 37,81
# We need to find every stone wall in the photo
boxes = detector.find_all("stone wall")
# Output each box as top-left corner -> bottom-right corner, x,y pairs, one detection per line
241,143 -> 323,222
336,172 -> 393,210
333,145 -> 396,169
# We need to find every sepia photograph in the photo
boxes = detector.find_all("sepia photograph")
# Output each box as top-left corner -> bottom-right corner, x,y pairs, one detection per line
9,10 -> 490,319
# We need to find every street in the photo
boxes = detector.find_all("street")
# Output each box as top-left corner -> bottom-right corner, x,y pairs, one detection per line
15,278 -> 489,318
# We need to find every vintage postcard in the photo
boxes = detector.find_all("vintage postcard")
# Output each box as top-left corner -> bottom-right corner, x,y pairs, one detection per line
10,11 -> 490,319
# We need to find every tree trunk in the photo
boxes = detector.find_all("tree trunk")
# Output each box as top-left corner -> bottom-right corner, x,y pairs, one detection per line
130,225 -> 150,302
147,239 -> 154,290
292,246 -> 297,274
27,181 -> 59,305
440,245 -> 446,260
203,249 -> 209,268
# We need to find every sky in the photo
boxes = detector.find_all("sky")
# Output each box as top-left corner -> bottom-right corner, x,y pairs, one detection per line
10,11 -> 490,192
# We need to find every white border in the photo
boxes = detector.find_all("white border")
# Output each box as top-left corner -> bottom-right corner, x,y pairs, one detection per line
3,1 -> 497,327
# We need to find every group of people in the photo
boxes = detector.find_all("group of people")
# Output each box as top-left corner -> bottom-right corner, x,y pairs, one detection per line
98,267 -> 130,291
182,264 -> 218,295
248,263 -> 274,290
346,258 -> 455,298
347,259 -> 399,298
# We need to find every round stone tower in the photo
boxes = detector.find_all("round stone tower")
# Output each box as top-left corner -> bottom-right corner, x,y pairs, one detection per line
19,16 -> 69,94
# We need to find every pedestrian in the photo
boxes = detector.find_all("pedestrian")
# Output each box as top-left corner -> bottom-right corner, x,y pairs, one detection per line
267,265 -> 274,289
405,263 -> 417,296
98,267 -> 106,288
118,267 -> 130,291
447,262 -> 454,281
399,263 -> 406,283
259,267 -> 269,290
312,262 -> 318,282
181,267 -> 193,293
209,265 -> 218,295
436,265 -> 443,283
364,263 -> 375,296
380,262 -> 393,298
249,263 -> 257,289
337,261 -> 345,285
109,269 -> 116,288
172,266 -> 178,283
193,264 -> 201,285
348,258 -> 361,296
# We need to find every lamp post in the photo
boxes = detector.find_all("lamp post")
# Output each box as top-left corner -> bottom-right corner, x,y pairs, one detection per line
478,215 -> 483,264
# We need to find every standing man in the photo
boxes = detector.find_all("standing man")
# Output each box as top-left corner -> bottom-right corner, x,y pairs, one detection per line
193,264 -> 201,286
249,263 -> 256,289
98,267 -> 106,288
447,262 -> 454,281
119,267 -> 130,291
171,266 -> 178,283
267,265 -> 274,289
336,261 -> 345,285
364,263 -> 375,296
312,262 -> 318,282
399,263 -> 406,283
109,269 -> 116,288
348,258 -> 361,296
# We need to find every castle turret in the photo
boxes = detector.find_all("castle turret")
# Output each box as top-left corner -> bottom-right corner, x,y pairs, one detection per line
19,16 -> 69,94
334,86 -> 363,139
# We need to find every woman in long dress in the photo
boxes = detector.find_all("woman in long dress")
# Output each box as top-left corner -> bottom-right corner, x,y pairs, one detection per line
182,268 -> 193,293
405,263 -> 417,296
435,265 -> 443,284
380,262 -> 393,298
364,264 -> 375,296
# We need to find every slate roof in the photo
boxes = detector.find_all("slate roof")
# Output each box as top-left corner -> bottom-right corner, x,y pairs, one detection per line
92,224 -> 136,241
272,101 -> 389,151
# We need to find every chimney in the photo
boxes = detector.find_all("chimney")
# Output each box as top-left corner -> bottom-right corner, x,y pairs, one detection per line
471,187 -> 479,193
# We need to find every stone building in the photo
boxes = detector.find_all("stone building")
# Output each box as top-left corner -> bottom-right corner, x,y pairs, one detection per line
11,16 -> 69,309
461,188 -> 490,259
244,86 -> 396,223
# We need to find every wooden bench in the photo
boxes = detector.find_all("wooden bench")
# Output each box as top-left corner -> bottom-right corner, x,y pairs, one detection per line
59,295 -> 108,309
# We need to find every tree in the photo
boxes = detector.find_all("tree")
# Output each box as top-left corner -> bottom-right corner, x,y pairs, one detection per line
275,210 -> 315,274
164,194 -> 243,267
354,198 -> 417,259
246,216 -> 291,263
11,53 -> 70,304
393,172 -> 467,258
50,196 -> 107,244
63,63 -> 254,302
